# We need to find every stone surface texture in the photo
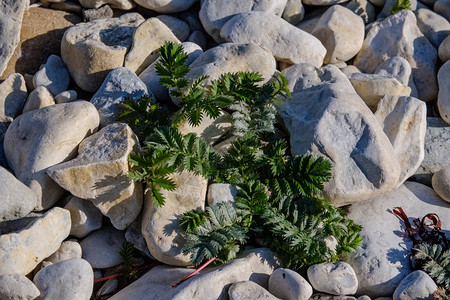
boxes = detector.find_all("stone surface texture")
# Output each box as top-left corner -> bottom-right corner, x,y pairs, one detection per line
133,0 -> 198,13
268,268 -> 313,300
0,274 -> 40,300
32,54 -> 70,96
64,196 -> 103,238
229,281 -> 280,300
437,60 -> 450,124
22,85 -> 56,113
432,167 -> 450,202
307,262 -> 358,295
392,270 -> 438,300
0,73 -> 27,123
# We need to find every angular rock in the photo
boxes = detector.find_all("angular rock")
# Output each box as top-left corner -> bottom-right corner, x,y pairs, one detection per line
82,5 -> 113,22
33,258 -> 93,300
207,183 -> 238,205
0,166 -> 37,221
278,63 -> 400,206
0,73 -> 27,123
199,0 -> 287,43
79,0 -> 135,10
178,111 -> 232,145
432,167 -> 450,203
354,10 -> 438,102
55,90 -> 77,104
124,18 -> 180,74
392,270 -> 438,300
307,262 -> 358,296
0,0 -> 28,76
22,86 -> 55,113
439,34 -> 450,62
133,0 -> 197,13
437,60 -> 450,124
32,55 -> 70,96
347,73 -> 411,111
416,8 -> 450,49
344,182 -> 450,297
90,67 -> 149,127
45,240 -> 82,264
156,15 -> 190,42
4,101 -> 100,210
229,281 -> 280,300
61,13 -> 144,92
221,11 -> 326,67
345,0 -> 376,24
282,0 -> 305,25
0,274 -> 40,300
142,170 -> 207,266
81,226 -> 125,269
109,248 -> 280,299
0,207 -> 71,275
48,123 -> 143,230
64,196 -> 103,238
374,56 -> 418,98
375,95 -> 426,185
311,5 -> 364,64
268,268 -> 313,300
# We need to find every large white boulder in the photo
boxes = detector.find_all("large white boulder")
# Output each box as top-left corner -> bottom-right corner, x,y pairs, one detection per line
437,60 -> 450,124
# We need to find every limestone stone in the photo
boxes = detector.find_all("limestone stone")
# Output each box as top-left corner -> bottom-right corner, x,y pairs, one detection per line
61,13 -> 144,92
0,73 -> 27,123
48,123 -> 143,230
80,226 -> 125,269
268,268 -> 313,300
125,215 -> 152,258
311,5 -> 364,64
282,0 -> 305,25
156,15 -> 190,42
142,170 -> 207,266
295,8 -> 328,34
178,111 -> 232,145
0,207 -> 71,275
133,0 -> 197,13
96,278 -> 119,297
229,281 -> 280,300
354,10 -> 438,102
22,86 -> 55,113
33,258 -> 93,300
4,101 -> 100,210
0,274 -> 40,300
207,183 -> 238,205
416,8 -> 450,49
435,0 -> 450,21
221,11 -> 326,67
32,55 -> 70,96
64,196 -> 103,238
344,182 -> 450,297
79,0 -> 135,10
278,63 -> 401,206
45,240 -> 82,265
392,270 -> 438,300
340,65 -> 361,76
378,0 -> 417,19
345,0 -> 376,24
0,0 -> 28,77
439,34 -> 450,62
90,67 -> 149,127
50,1 -> 83,13
0,122 -> 6,168
0,165 -> 37,221
347,73 -> 411,111
124,18 -> 180,74
437,60 -> 450,124
302,0 -> 348,6
109,248 -> 280,299
187,31 -> 207,50
375,95 -> 426,185
82,5 -> 113,22
432,167 -> 450,202
0,7 -> 81,81
55,90 -> 77,104
199,0 -> 287,43
307,262 -> 358,296
374,56 -> 418,98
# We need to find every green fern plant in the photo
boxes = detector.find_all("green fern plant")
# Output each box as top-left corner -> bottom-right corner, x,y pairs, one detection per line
119,242 -> 139,280
414,243 -> 450,292
391,0 -> 411,14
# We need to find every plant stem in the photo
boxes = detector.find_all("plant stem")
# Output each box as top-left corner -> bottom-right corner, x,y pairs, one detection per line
171,257 -> 217,288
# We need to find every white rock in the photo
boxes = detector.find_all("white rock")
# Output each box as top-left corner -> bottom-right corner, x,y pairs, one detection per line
79,0 -> 135,10
375,95 -> 426,186
278,63 -> 401,206
133,0 -> 197,13
50,1 -> 83,13
432,167 -> 450,202
4,101 -> 100,210
22,86 -> 55,113
90,67 -> 149,127
156,15 -> 190,42
282,0 -> 305,25
199,0 -> 287,43
302,0 -> 348,6
187,31 -> 207,50
438,35 -> 450,62
178,111 -> 232,145
229,281 -> 280,300
82,4 -> 113,21
437,60 -> 450,124
0,274 -> 40,300
207,183 -> 239,205
392,270 -> 438,300
33,258 -> 93,300
268,268 -> 313,300
0,73 -> 27,123
340,65 -> 361,76
80,226 -> 125,269
55,90 -> 77,104
347,73 -> 411,111
221,11 -> 326,67
124,18 -> 180,75
434,0 -> 450,21
48,123 -> 143,230
0,207 -> 71,275
45,240 -> 82,264
61,13 -> 144,92
109,248 -> 280,299
344,182 -> 450,297
354,10 -> 438,102
311,5 -> 364,64
307,262 -> 358,295
374,56 -> 418,98
416,8 -> 450,49
142,170 -> 207,266
345,0 -> 376,24
0,165 -> 37,221
64,196 -> 103,238
32,55 -> 70,96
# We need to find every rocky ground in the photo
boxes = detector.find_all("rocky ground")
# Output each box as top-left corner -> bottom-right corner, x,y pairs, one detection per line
0,0 -> 450,299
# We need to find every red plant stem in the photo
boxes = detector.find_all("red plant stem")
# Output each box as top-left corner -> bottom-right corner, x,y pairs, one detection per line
171,257 -> 217,288
94,262 -> 160,283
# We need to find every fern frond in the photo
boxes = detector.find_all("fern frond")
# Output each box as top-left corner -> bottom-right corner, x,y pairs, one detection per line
119,241 -> 135,268
414,243 -> 450,291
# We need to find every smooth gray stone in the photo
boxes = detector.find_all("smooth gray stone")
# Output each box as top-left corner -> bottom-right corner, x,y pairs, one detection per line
0,274 -> 40,300
33,55 -> 70,96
